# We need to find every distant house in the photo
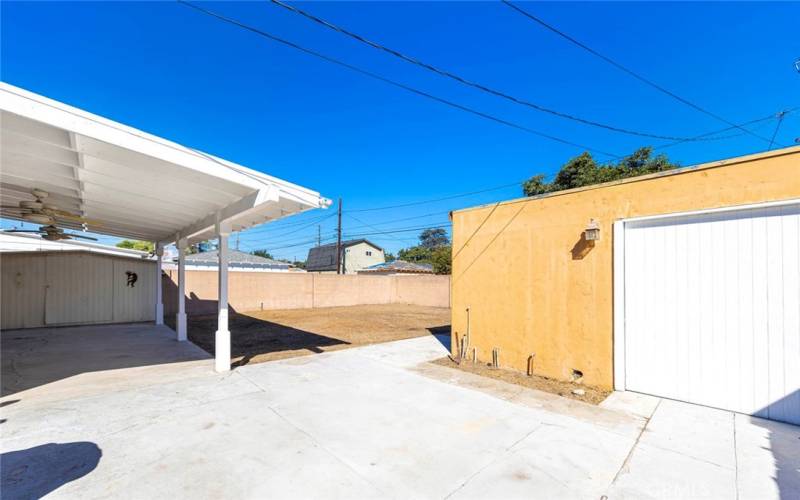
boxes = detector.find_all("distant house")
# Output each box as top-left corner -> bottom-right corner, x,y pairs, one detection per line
357,260 -> 434,275
306,239 -> 384,274
166,249 -> 292,273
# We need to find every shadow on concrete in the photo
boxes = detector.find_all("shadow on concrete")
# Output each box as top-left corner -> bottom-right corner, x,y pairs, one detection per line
1,442 -> 101,498
169,312 -> 350,368
753,391 -> 800,499
1,323 -> 209,398
427,325 -> 452,351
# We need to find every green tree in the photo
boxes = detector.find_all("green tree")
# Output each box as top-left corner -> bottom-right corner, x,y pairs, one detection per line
384,251 -> 396,262
252,249 -> 274,260
419,228 -> 450,249
116,240 -> 154,252
395,228 -> 452,275
430,246 -> 452,274
522,147 -> 678,197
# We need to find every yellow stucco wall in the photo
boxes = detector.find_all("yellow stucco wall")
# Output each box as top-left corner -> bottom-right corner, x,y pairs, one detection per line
450,147 -> 800,389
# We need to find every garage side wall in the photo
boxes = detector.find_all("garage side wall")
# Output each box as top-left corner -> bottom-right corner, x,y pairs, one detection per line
1,252 -> 155,330
450,148 -> 800,389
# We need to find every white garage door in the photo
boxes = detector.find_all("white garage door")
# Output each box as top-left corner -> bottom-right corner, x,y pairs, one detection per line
620,202 -> 800,425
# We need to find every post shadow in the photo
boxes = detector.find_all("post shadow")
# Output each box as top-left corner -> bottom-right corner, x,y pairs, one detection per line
1,442 -> 101,498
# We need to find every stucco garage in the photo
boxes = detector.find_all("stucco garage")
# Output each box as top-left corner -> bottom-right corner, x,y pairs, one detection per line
451,146 -> 800,425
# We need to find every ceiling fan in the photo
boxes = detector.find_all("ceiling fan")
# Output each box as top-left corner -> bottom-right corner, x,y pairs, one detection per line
3,224 -> 98,241
1,188 -> 100,227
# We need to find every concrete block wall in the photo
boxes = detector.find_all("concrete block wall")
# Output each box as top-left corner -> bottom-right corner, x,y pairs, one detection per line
163,271 -> 449,316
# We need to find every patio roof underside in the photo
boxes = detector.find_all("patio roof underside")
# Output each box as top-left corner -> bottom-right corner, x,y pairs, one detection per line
0,84 -> 327,245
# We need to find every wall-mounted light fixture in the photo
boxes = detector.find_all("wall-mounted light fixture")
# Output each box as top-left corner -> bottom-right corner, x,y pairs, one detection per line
584,219 -> 601,241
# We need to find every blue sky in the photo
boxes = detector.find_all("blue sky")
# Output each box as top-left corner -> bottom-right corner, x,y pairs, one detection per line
2,1 -> 798,260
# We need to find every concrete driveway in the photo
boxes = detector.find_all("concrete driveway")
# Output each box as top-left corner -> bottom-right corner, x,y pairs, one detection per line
1,329 -> 797,499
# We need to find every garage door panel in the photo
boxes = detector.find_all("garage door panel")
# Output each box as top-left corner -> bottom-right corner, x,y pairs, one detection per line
624,203 -> 800,425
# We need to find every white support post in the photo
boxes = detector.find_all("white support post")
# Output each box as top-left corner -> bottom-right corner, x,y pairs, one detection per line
215,221 -> 231,372
176,237 -> 188,341
154,243 -> 164,325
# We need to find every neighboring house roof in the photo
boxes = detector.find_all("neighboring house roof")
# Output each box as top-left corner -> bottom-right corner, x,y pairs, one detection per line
359,260 -> 434,274
181,249 -> 290,270
306,239 -> 383,272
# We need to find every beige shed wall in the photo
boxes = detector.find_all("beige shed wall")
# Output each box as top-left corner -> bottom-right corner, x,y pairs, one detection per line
1,251 -> 156,329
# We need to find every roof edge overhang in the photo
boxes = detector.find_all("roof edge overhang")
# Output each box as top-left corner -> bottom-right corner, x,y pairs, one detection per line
0,83 -> 332,245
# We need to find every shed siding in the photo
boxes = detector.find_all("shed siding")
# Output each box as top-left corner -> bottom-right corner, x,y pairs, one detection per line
1,254 -> 47,329
1,252 -> 155,329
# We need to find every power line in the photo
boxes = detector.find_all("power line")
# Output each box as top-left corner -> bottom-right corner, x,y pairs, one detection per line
270,0 -> 708,143
347,181 -> 523,212
344,210 -> 450,230
345,213 -> 408,243
654,108 -> 797,151
245,211 -> 334,233
502,0 -> 780,147
178,1 -> 620,158
244,211 -> 336,239
769,111 -> 788,150
344,108 -> 791,214
345,223 -> 451,239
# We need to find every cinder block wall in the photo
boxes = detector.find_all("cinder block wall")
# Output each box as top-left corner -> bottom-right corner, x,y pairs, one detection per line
451,148 -> 800,389
163,272 -> 450,316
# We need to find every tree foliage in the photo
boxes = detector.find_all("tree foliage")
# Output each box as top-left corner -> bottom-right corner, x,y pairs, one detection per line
396,228 -> 452,274
116,240 -> 154,252
419,228 -> 449,249
522,147 -> 678,197
251,249 -> 274,260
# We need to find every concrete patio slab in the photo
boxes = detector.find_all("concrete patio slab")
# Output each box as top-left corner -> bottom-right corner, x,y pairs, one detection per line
1,329 -> 797,499
1,323 -> 212,405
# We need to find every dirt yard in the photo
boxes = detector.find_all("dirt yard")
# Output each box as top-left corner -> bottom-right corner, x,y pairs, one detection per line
183,304 -> 450,367
432,357 -> 611,405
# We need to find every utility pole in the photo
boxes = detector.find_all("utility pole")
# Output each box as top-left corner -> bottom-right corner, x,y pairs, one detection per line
317,225 -> 321,246
235,232 -> 240,251
336,198 -> 342,274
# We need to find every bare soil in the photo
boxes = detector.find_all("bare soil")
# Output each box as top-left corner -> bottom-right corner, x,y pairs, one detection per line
181,304 -> 451,367
432,356 -> 611,405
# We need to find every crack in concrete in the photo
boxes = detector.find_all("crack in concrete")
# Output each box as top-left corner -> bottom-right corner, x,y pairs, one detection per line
442,423 -> 543,499
607,398 -> 661,490
265,405 -> 388,497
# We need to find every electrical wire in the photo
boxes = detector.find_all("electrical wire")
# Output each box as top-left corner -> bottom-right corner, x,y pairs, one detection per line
178,1 -> 620,158
502,0 -> 780,147
346,108 -> 792,214
344,223 -> 451,239
347,181 -> 523,212
244,211 -> 336,239
345,213 -> 408,243
344,210 -> 450,230
269,0 -> 712,143
768,111 -> 788,150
